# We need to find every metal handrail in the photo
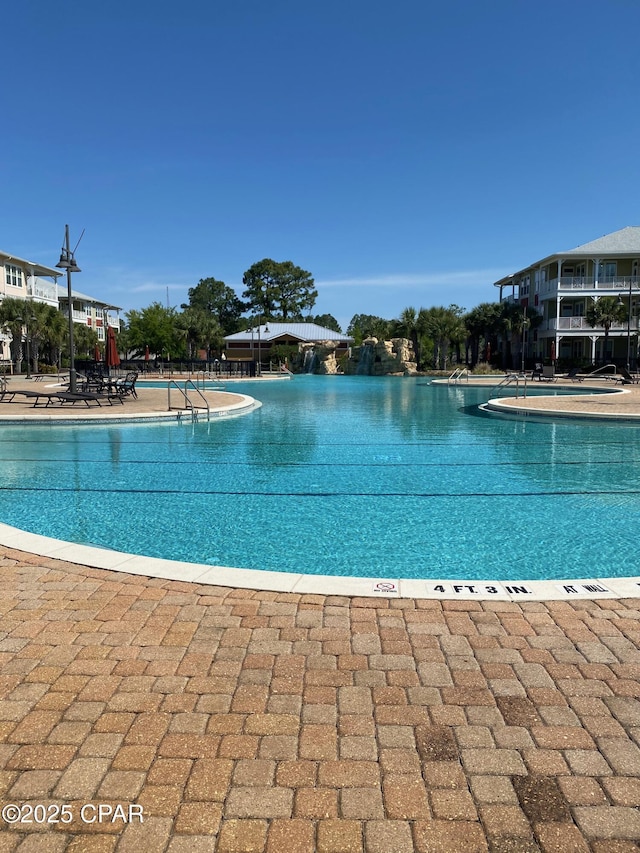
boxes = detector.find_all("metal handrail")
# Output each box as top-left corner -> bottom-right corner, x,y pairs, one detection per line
187,371 -> 226,391
586,363 -> 617,376
167,380 -> 210,420
489,372 -> 528,399
447,367 -> 469,384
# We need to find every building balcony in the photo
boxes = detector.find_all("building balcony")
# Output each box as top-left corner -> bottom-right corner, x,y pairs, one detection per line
25,276 -> 58,305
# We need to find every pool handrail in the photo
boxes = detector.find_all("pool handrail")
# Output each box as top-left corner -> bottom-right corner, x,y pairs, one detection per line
167,379 -> 211,420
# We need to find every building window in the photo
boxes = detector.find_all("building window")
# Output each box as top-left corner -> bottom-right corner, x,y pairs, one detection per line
5,264 -> 23,288
598,261 -> 617,282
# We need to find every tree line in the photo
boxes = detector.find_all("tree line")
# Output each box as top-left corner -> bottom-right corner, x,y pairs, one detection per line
3,257 -> 624,373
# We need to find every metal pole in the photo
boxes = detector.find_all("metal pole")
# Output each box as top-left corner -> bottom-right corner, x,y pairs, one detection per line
25,324 -> 31,379
65,225 -> 77,393
257,319 -> 262,376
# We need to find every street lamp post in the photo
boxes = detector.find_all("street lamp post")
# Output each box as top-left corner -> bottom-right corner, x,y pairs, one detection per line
55,225 -> 82,393
257,320 -> 262,376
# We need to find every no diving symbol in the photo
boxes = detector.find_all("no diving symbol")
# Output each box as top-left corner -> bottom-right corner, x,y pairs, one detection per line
373,581 -> 398,594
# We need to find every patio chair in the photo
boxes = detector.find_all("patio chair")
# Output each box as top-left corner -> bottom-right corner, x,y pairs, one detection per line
540,366 -> 556,382
114,372 -> 138,399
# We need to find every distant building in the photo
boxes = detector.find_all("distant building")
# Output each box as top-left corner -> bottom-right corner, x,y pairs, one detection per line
57,286 -> 121,343
224,322 -> 353,363
0,247 -> 121,364
1,249 -> 61,306
495,226 -> 640,365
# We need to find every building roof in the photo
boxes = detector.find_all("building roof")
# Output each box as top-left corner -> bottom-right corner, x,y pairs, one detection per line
0,250 -> 61,279
57,284 -> 121,312
563,226 -> 640,256
225,322 -> 353,343
495,226 -> 640,287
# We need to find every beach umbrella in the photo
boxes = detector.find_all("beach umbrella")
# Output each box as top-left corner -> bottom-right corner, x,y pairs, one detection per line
94,344 -> 101,362
144,345 -> 150,362
485,341 -> 491,362
105,326 -> 120,373
550,340 -> 556,363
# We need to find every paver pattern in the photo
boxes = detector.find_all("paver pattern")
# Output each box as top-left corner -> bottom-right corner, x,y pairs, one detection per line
1,548 -> 639,851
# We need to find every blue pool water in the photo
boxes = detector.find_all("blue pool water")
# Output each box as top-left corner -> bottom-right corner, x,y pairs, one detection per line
1,376 -> 639,581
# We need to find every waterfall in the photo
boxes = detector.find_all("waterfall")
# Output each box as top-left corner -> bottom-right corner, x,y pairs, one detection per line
356,343 -> 374,375
303,349 -> 319,373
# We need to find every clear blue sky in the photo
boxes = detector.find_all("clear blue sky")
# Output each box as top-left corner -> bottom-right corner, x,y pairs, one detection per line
3,0 -> 639,332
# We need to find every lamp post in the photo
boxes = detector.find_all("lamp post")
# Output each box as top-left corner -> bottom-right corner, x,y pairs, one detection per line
257,320 -> 262,376
521,305 -> 529,373
55,225 -> 82,393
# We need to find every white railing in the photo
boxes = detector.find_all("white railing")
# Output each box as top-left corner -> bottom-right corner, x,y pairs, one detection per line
540,276 -> 640,295
543,317 -> 640,332
26,276 -> 58,303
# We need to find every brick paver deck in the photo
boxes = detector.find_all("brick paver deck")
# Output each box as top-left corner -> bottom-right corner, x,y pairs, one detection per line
1,547 -> 639,851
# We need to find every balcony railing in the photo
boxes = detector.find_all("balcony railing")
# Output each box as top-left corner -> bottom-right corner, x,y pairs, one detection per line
541,317 -> 640,332
25,276 -> 58,303
540,276 -> 640,295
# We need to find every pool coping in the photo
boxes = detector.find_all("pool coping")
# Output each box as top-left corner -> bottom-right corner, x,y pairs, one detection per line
1,522 -> 638,602
0,392 -> 260,425
434,377 -> 640,420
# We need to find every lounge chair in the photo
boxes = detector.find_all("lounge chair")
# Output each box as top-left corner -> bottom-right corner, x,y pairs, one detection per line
27,391 -> 104,407
618,367 -> 640,385
567,368 -> 584,382
5,390 -> 105,407
576,364 -> 623,383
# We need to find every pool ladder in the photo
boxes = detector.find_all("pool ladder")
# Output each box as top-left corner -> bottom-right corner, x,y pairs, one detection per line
167,380 -> 211,421
489,373 -> 528,399
447,368 -> 469,384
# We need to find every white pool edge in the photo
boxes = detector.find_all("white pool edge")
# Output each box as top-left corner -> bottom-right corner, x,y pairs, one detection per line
1,522 -> 638,601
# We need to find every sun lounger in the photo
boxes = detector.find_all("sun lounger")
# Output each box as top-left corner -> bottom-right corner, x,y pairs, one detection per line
8,390 -> 104,407
567,368 -> 584,382
618,367 -> 640,385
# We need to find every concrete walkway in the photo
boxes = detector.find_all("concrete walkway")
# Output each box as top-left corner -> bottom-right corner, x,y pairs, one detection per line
1,547 -> 639,851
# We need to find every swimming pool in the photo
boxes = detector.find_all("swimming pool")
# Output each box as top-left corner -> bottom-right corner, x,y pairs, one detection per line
1,375 -> 639,582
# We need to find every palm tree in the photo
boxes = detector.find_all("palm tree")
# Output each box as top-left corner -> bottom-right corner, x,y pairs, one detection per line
464,302 -> 502,366
73,323 -> 100,360
0,297 -> 28,371
25,301 -> 57,373
396,307 -> 422,368
586,296 -> 626,364
176,307 -> 223,361
41,307 -> 68,368
424,306 -> 466,370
